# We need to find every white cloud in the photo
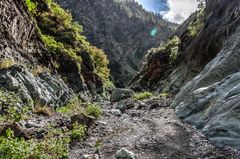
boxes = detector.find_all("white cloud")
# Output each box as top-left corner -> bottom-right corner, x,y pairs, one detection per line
163,0 -> 198,24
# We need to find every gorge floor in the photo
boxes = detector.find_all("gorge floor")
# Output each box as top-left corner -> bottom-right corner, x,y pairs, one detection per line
69,98 -> 240,159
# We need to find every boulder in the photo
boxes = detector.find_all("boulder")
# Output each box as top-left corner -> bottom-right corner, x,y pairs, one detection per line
107,109 -> 122,116
117,99 -> 137,112
116,148 -> 136,159
71,113 -> 95,127
110,88 -> 135,102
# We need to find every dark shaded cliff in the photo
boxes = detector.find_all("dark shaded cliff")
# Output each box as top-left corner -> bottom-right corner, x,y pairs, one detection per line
55,0 -> 176,87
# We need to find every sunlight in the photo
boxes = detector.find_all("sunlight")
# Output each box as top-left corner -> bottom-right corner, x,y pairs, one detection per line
150,28 -> 158,37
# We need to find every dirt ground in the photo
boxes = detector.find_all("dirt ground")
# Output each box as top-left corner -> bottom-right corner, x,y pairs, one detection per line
69,99 -> 240,159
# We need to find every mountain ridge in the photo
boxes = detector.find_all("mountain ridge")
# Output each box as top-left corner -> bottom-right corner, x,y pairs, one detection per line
55,0 -> 176,87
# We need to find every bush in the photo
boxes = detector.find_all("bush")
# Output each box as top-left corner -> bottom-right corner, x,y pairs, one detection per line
133,91 -> 153,100
84,104 -> 102,119
33,106 -> 53,117
26,0 -> 110,83
0,90 -> 28,123
188,8 -> 205,37
88,46 -> 110,81
159,92 -> 171,98
31,65 -> 50,76
147,35 -> 181,64
0,128 -> 69,159
71,123 -> 87,142
56,97 -> 83,115
25,0 -> 36,14
0,59 -> 16,69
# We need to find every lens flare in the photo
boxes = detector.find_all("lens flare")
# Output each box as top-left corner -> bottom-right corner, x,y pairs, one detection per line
150,28 -> 158,36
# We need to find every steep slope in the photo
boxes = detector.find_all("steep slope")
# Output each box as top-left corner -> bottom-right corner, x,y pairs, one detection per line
0,0 -> 111,108
0,0 -> 111,158
55,0 -> 176,87
131,0 -> 240,148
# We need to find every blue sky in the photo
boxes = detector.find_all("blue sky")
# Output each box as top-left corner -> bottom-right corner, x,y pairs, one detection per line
136,0 -> 198,24
137,0 -> 169,13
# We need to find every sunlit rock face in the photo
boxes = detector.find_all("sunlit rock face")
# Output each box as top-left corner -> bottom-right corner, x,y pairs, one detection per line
55,0 -> 176,87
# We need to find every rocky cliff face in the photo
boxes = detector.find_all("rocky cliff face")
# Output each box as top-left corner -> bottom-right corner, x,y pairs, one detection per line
55,0 -> 176,87
0,0 -> 110,108
131,0 -> 240,148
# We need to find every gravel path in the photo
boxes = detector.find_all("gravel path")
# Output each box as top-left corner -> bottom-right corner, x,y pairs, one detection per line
70,99 -> 240,159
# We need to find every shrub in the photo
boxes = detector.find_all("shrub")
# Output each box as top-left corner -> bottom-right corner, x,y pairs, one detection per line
25,0 -> 36,14
0,90 -> 28,123
25,0 -> 111,86
88,46 -> 110,81
188,7 -> 205,37
31,65 -> 50,76
159,92 -> 171,98
71,123 -> 87,142
84,104 -> 102,119
0,59 -> 16,69
146,35 -> 181,64
133,91 -> 153,100
57,97 -> 83,115
33,106 -> 53,117
30,137 -> 69,159
0,128 -> 69,159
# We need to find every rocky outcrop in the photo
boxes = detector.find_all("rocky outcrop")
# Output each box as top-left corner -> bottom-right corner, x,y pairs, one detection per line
131,0 -> 240,149
55,0 -> 176,87
110,88 -> 135,102
173,25 -> 240,148
0,0 -> 109,108
0,0 -> 51,67
0,65 -> 73,108
130,0 -> 240,94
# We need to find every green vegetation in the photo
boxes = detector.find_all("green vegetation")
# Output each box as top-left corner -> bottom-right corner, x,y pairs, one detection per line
31,65 -> 50,76
159,92 -> 171,98
147,35 -> 181,64
0,128 -> 68,159
188,4 -> 205,37
71,123 -> 87,142
0,90 -> 28,123
0,59 -> 16,69
56,97 -> 82,115
89,47 -> 110,82
84,104 -> 102,119
57,97 -> 102,119
25,0 -> 111,86
25,0 -> 36,14
133,91 -> 153,100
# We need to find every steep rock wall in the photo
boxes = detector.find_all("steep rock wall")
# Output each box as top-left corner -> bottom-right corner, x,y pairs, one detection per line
0,0 -> 109,108
131,0 -> 240,148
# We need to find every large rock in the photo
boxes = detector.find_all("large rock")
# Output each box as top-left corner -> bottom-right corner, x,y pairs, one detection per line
71,113 -> 95,127
116,148 -> 136,159
110,88 -> 135,102
172,25 -> 240,148
0,65 -> 74,108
